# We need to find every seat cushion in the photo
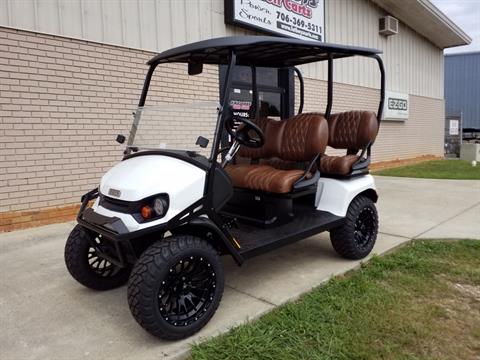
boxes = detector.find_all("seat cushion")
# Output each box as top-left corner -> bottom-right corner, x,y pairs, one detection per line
319,154 -> 360,176
225,164 -> 306,193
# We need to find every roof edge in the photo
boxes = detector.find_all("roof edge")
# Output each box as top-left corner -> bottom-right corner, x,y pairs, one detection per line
372,0 -> 472,49
147,36 -> 382,66
419,0 -> 472,45
445,51 -> 480,57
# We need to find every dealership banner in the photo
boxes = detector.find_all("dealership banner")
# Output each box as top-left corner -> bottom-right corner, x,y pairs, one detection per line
225,0 -> 325,41
383,91 -> 409,121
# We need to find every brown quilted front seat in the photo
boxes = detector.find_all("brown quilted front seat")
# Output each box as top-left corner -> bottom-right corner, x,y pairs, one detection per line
226,113 -> 328,193
320,111 -> 378,176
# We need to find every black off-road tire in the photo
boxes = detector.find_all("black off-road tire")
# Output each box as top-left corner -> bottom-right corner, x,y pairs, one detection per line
127,235 -> 224,340
64,224 -> 130,290
330,195 -> 378,260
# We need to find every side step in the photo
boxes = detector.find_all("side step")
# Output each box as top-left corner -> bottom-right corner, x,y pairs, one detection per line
230,210 -> 344,259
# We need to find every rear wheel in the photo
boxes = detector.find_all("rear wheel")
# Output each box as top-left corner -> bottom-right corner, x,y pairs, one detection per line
127,235 -> 224,340
330,195 -> 378,260
64,225 -> 130,290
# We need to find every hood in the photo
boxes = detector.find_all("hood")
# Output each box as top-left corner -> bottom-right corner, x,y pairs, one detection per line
100,155 -> 206,202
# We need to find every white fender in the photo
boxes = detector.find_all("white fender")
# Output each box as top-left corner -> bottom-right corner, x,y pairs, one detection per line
315,174 -> 377,217
92,155 -> 206,231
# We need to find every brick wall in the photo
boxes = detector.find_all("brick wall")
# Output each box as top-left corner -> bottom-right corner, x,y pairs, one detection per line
0,26 -> 444,229
0,27 -> 218,217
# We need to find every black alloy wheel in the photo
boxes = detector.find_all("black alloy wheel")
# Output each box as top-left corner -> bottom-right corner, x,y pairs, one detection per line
87,235 -> 122,278
158,255 -> 217,327
330,194 -> 378,260
127,235 -> 224,340
64,224 -> 130,290
354,206 -> 377,251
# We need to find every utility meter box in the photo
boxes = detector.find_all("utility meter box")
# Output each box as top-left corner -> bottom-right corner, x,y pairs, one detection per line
460,143 -> 480,161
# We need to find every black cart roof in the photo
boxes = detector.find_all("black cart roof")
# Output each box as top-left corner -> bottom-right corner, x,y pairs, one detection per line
148,36 -> 381,67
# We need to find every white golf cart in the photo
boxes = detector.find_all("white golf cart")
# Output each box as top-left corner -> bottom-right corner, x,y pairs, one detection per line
64,36 -> 386,340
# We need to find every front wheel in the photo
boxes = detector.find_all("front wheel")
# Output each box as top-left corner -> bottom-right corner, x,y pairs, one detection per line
64,225 -> 131,290
330,195 -> 378,260
127,235 -> 224,340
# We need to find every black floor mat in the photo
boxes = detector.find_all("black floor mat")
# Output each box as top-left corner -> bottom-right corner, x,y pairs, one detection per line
231,210 -> 343,259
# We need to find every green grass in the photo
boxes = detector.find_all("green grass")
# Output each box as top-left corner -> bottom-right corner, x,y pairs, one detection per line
373,160 -> 480,180
191,240 -> 480,360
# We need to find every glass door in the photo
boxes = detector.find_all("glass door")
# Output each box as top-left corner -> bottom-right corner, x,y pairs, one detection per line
219,66 -> 294,120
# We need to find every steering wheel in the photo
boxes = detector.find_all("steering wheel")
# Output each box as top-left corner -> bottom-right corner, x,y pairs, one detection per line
225,116 -> 265,148
221,116 -> 264,167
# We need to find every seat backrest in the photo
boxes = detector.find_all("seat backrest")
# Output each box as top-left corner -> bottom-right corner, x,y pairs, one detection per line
280,113 -> 328,161
327,111 -> 378,150
237,117 -> 284,160
237,113 -> 328,162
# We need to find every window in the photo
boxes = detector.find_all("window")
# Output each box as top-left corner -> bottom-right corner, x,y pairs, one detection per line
219,66 -> 293,120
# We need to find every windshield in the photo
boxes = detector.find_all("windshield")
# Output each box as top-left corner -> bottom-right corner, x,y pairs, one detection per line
127,101 -> 219,156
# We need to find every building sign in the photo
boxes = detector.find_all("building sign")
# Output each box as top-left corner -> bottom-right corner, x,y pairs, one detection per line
449,119 -> 459,135
383,91 -> 409,121
225,0 -> 325,41
230,98 -> 252,118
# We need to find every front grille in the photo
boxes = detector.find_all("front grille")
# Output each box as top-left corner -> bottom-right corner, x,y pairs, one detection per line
99,194 -> 132,213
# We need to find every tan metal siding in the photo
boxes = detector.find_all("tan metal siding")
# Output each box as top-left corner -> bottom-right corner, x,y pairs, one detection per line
0,0 -> 443,98
313,0 -> 444,99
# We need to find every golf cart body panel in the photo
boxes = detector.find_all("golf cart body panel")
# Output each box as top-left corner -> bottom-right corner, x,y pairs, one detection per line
315,174 -> 377,217
66,35 -> 386,340
100,155 -> 206,202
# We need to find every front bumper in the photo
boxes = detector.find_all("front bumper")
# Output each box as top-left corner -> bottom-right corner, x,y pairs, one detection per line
77,188 -> 167,242
80,208 -> 129,236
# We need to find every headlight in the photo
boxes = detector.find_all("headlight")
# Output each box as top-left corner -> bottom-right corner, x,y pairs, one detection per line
153,197 -> 168,216
138,194 -> 169,222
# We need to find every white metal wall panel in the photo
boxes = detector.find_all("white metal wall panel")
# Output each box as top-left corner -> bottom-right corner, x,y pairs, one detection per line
59,0 -> 83,38
121,0 -> 141,48
319,0 -> 444,98
101,0 -> 123,45
82,0 -> 103,41
155,0 -> 172,50
0,1 -> 7,25
170,0 -> 187,46
138,0 -> 157,50
5,0 -> 35,29
36,0 -> 61,34
199,0 -> 213,39
0,0 -> 443,98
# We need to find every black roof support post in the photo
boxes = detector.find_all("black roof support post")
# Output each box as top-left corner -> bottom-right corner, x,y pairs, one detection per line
373,54 -> 385,125
250,65 -> 259,119
362,54 -> 385,160
138,63 -> 158,107
210,50 -> 237,163
293,67 -> 304,114
325,54 -> 333,119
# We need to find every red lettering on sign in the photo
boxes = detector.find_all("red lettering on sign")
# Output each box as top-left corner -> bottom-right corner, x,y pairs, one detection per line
282,0 -> 312,18
265,0 -> 282,7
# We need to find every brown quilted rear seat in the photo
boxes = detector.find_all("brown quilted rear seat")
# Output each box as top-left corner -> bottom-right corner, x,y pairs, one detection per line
320,111 -> 378,176
226,113 -> 328,193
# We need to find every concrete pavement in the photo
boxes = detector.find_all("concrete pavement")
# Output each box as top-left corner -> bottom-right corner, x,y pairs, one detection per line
1,176 -> 479,360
